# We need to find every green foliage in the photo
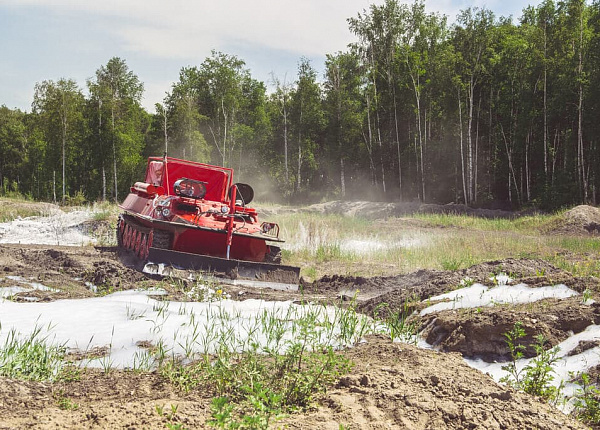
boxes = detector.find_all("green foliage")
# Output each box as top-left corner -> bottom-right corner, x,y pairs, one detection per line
375,301 -> 418,343
155,404 -> 188,430
4,0 -> 600,206
55,391 -> 80,411
154,303 -> 366,427
500,322 -> 562,402
571,373 -> 600,425
0,325 -> 67,381
65,190 -> 87,206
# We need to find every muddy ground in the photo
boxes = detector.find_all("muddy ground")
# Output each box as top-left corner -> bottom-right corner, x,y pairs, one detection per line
1,243 -> 599,429
1,203 -> 600,429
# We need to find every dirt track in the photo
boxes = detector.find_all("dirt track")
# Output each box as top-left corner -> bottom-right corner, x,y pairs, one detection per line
0,243 -> 598,429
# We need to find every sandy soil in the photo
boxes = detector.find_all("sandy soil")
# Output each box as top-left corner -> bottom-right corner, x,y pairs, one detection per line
1,202 -> 600,429
0,335 -> 588,430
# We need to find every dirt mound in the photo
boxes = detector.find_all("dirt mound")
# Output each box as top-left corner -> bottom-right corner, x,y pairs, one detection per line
311,258 -> 567,318
421,297 -> 600,360
279,336 -> 584,429
0,337 -> 585,430
310,258 -> 600,361
1,243 -> 598,428
548,205 -> 600,235
0,369 -> 210,429
0,199 -> 58,219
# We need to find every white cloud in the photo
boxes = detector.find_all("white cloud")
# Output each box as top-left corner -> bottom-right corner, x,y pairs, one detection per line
0,0 -> 530,111
142,79 -> 175,109
2,0 -> 528,60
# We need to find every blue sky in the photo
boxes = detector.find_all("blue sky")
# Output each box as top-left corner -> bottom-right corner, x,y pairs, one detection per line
0,0 -> 532,113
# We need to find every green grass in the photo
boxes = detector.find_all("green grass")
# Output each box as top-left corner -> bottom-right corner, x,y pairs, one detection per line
275,210 -> 600,279
410,212 -> 565,232
0,324 -> 68,381
0,197 -> 48,222
91,201 -> 120,222
155,297 -> 416,427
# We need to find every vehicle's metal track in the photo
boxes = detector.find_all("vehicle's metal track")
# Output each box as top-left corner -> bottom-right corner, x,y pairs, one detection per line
117,215 -> 299,284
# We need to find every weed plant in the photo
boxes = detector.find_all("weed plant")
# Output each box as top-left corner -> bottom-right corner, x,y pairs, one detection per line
571,372 -> 600,425
151,297 -> 417,427
411,212 -> 562,232
500,322 -> 562,403
54,390 -> 80,410
2,290 -> 416,426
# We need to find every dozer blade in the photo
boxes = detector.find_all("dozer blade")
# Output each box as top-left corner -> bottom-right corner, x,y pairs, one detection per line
146,247 -> 300,285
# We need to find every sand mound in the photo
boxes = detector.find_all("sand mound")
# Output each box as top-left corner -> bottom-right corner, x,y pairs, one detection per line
549,205 -> 600,235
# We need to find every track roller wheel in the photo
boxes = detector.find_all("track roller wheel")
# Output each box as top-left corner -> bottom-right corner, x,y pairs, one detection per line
126,225 -> 134,250
133,230 -> 140,255
116,216 -> 125,247
123,224 -> 130,249
136,231 -> 144,256
138,233 -> 148,259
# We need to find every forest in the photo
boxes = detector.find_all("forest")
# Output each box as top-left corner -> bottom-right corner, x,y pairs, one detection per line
0,0 -> 598,209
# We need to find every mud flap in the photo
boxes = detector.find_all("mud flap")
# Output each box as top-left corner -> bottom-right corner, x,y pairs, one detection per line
146,247 -> 300,284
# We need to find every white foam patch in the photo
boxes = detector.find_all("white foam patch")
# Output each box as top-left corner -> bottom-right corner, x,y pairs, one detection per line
0,291 -> 350,369
0,209 -> 96,246
6,276 -> 57,292
0,286 -> 29,298
420,283 -> 579,315
339,236 -> 426,254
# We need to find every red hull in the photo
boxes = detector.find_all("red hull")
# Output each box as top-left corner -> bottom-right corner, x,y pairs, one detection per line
118,156 -> 282,264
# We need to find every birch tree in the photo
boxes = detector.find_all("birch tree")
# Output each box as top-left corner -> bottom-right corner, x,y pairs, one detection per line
32,79 -> 84,203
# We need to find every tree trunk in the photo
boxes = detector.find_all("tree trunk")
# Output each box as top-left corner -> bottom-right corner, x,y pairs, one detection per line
543,20 -> 548,178
467,79 -> 475,205
340,158 -> 346,198
393,87 -> 402,200
577,10 -> 586,203
97,99 -> 106,201
500,123 -> 520,205
371,49 -> 385,195
474,96 -> 481,204
163,106 -> 168,155
283,100 -> 289,183
421,107 -> 426,202
365,93 -> 376,186
62,115 -> 66,205
111,103 -> 118,202
222,99 -> 228,167
458,88 -> 467,205
525,129 -> 531,202
297,99 -> 303,193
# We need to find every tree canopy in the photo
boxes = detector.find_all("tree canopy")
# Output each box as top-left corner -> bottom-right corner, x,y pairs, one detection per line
1,0 -> 599,209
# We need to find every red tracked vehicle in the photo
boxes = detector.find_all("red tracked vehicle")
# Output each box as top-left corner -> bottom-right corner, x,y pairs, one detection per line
117,156 -> 299,283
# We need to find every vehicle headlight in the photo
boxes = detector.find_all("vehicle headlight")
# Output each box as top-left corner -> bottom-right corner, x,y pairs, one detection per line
162,208 -> 171,217
220,206 -> 229,214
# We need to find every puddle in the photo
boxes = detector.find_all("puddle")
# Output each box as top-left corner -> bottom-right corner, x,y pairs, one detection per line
0,276 -> 58,299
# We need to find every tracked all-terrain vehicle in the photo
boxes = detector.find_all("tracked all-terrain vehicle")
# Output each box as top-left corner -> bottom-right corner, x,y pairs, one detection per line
117,156 -> 299,283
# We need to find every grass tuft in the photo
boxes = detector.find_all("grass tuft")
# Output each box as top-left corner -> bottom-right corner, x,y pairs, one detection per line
0,324 -> 68,381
